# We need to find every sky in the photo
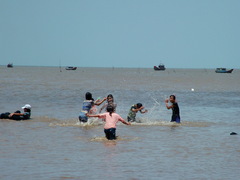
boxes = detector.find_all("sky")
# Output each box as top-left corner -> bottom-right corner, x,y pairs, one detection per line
0,0 -> 240,68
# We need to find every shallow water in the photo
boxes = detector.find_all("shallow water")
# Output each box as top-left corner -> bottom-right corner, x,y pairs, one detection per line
0,66 -> 240,179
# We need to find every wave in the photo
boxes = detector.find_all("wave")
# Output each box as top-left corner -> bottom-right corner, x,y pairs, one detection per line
89,136 -> 139,142
48,118 -> 211,128
27,116 -> 212,128
127,120 -> 211,127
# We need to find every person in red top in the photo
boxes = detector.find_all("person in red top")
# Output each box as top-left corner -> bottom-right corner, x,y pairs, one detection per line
87,105 -> 131,140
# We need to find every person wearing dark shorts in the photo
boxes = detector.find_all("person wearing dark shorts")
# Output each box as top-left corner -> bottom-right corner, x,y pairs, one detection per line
165,95 -> 181,123
87,106 -> 131,140
104,128 -> 116,140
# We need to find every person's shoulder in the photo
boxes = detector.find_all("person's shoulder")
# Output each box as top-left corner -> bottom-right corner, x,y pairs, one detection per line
98,113 -> 107,118
112,113 -> 122,118
84,100 -> 94,104
173,102 -> 179,107
101,112 -> 109,116
112,112 -> 119,115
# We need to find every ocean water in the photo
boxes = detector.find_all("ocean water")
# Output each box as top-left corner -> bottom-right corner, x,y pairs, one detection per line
0,66 -> 240,180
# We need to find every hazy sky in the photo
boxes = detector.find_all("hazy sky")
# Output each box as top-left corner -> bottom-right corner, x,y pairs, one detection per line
1,0 -> 239,68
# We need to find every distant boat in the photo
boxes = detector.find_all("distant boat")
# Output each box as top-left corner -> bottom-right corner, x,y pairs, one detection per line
7,63 -> 13,68
65,66 -> 77,70
215,68 -> 233,73
154,64 -> 165,71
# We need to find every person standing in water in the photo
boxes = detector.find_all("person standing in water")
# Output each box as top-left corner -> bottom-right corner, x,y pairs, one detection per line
87,105 -> 131,140
165,95 -> 181,123
99,94 -> 117,113
79,92 -> 106,123
127,103 -> 148,122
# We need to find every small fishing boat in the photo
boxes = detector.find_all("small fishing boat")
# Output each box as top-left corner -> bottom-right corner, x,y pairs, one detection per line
154,64 -> 165,71
65,67 -> 77,70
215,68 -> 233,73
7,63 -> 13,68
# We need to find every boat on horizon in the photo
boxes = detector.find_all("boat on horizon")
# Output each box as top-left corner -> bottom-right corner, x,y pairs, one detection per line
65,66 -> 77,70
7,63 -> 13,68
154,64 -> 166,71
215,68 -> 233,73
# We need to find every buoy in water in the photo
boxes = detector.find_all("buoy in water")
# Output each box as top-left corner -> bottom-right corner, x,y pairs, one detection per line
191,88 -> 194,92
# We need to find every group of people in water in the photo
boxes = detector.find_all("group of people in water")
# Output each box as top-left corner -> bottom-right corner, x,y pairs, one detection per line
79,92 -> 180,140
0,92 -> 180,140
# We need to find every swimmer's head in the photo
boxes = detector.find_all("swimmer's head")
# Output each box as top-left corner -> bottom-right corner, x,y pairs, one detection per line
169,95 -> 176,103
85,92 -> 92,100
136,103 -> 142,108
107,94 -> 114,102
106,105 -> 114,116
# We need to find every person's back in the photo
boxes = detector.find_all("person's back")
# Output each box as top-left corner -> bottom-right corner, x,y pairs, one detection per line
82,100 -> 93,112
101,112 -> 123,129
79,92 -> 94,122
172,102 -> 180,117
79,92 -> 107,122
87,105 -> 130,140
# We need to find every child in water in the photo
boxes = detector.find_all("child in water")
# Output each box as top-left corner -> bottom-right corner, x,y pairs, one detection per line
99,94 -> 117,113
165,95 -> 181,123
0,104 -> 31,121
127,103 -> 148,122
87,105 -> 131,140
79,92 -> 106,123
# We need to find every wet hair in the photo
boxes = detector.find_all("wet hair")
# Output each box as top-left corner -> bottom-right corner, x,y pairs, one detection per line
106,105 -> 114,116
107,94 -> 114,101
85,92 -> 92,100
170,95 -> 176,100
136,103 -> 142,108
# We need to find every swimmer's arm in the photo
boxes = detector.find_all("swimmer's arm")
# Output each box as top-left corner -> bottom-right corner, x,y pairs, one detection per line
165,100 -> 173,109
136,106 -> 148,113
9,113 -> 24,117
132,106 -> 144,112
140,109 -> 148,113
86,113 -> 105,119
165,104 -> 173,109
119,118 -> 131,125
95,97 -> 107,106
86,114 -> 100,118
99,103 -> 106,113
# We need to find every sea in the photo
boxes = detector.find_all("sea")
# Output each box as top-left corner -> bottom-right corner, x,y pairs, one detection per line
0,66 -> 240,180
